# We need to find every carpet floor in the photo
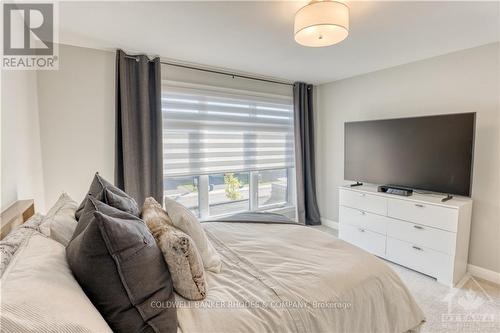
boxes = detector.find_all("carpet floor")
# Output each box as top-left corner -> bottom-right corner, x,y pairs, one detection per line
313,225 -> 500,332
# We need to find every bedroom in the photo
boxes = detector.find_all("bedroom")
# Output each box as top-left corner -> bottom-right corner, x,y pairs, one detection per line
1,1 -> 499,332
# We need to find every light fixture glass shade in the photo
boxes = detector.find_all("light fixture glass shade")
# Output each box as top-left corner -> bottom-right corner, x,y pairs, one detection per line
294,1 -> 349,47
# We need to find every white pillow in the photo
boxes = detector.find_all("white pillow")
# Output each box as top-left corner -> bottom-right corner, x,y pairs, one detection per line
0,233 -> 112,332
39,193 -> 78,246
164,197 -> 222,273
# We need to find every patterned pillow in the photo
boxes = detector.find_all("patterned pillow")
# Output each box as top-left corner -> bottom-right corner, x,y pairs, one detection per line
164,197 -> 222,273
0,213 -> 44,278
142,197 -> 207,301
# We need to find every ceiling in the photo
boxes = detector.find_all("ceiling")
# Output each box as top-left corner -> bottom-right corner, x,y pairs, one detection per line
59,1 -> 500,84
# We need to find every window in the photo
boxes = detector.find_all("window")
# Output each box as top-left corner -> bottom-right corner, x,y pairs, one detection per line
164,175 -> 200,217
258,169 -> 289,208
209,172 -> 249,217
162,82 -> 296,219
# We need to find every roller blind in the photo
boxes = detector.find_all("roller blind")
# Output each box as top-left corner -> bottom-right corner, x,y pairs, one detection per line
162,83 -> 294,177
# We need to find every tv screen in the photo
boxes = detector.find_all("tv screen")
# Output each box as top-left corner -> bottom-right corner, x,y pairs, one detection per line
344,113 -> 475,196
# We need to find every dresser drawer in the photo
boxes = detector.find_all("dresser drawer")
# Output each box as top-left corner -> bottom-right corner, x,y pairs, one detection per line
339,189 -> 387,215
387,220 -> 456,255
339,206 -> 387,235
387,199 -> 458,232
386,237 -> 453,282
339,223 -> 386,257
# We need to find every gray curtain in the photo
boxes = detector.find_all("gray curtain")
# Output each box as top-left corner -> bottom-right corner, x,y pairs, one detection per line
115,50 -> 163,205
293,82 -> 321,225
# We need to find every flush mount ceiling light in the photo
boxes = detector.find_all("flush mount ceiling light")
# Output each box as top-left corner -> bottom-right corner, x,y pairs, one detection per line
294,0 -> 349,47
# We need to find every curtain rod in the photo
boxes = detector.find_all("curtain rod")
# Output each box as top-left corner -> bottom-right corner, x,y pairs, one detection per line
124,54 -> 293,87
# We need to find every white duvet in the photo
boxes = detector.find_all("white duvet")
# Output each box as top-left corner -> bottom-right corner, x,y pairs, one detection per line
176,222 -> 425,333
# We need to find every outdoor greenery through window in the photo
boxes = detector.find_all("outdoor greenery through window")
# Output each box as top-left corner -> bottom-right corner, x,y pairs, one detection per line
162,82 -> 296,220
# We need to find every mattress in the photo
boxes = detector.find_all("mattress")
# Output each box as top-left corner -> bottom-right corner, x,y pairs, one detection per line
176,222 -> 425,333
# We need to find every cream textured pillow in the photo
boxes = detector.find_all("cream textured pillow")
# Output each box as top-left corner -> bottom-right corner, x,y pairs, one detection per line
142,198 -> 207,300
39,193 -> 78,246
163,197 -> 222,273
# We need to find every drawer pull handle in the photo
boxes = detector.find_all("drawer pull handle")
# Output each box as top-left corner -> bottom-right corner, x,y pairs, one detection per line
413,225 -> 424,230
412,246 -> 423,251
415,204 -> 425,208
359,228 -> 365,233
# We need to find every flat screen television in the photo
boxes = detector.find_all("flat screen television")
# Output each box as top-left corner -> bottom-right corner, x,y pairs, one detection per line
344,113 -> 475,196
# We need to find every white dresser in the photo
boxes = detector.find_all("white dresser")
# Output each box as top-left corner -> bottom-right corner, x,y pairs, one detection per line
338,185 -> 472,286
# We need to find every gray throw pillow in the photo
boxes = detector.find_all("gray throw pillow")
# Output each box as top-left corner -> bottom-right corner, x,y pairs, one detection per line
66,197 -> 177,333
71,186 -> 139,240
75,173 -> 139,220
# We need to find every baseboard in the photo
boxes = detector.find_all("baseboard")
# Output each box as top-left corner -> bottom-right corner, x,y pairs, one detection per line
321,217 -> 338,230
455,273 -> 471,289
467,264 -> 500,285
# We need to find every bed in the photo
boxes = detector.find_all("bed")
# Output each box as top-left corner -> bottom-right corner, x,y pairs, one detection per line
0,199 -> 425,333
176,222 -> 425,333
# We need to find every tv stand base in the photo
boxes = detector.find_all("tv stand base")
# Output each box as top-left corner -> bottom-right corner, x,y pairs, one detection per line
442,194 -> 453,202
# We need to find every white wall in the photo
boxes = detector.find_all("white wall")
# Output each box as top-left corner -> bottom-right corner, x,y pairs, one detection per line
35,44 -> 292,211
36,44 -> 115,209
315,43 -> 500,273
1,69 -> 46,211
1,44 -> 114,213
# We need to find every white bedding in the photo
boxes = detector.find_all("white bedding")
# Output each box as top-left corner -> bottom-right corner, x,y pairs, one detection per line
176,222 -> 425,333
0,233 -> 112,332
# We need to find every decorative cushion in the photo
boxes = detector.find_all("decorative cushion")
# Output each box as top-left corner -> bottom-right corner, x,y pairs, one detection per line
164,197 -> 222,273
1,232 -> 112,332
70,194 -> 96,240
66,197 -> 177,333
142,197 -> 206,300
0,214 -> 44,278
39,193 -> 78,246
75,172 -> 139,220
72,185 -> 140,240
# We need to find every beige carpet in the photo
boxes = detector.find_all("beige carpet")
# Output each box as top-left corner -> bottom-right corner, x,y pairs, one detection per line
313,225 -> 500,332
